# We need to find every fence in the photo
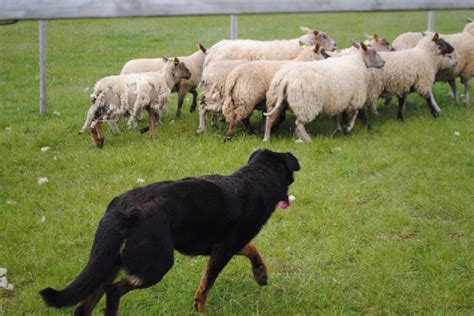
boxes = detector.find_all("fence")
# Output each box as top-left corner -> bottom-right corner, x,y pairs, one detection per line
1,1 -> 473,115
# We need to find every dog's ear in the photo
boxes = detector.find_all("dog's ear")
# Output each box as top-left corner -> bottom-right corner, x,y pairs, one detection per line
248,149 -> 265,164
284,152 -> 300,172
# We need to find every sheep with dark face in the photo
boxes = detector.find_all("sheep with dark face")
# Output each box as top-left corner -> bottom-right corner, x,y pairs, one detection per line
81,58 -> 191,148
392,19 -> 473,106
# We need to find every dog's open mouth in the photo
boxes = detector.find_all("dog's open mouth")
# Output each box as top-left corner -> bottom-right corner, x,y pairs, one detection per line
277,194 -> 295,210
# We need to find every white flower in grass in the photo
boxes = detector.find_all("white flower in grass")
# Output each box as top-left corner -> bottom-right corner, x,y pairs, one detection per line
294,139 -> 304,144
5,127 -> 12,132
53,111 -> 61,116
40,215 -> 46,224
454,131 -> 460,137
289,195 -> 296,202
38,177 -> 48,185
41,146 -> 50,153
137,178 -> 145,184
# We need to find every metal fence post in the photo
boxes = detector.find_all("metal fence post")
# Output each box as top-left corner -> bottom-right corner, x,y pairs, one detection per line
230,14 -> 237,39
39,20 -> 47,116
427,10 -> 436,31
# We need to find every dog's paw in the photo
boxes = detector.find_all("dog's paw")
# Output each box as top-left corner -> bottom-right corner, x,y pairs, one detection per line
253,265 -> 268,286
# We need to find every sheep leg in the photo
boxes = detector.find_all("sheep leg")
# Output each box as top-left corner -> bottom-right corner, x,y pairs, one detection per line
271,110 -> 286,132
225,114 -> 239,141
332,115 -> 344,136
425,90 -> 441,117
369,103 -> 379,116
358,108 -> 371,130
211,113 -> 219,127
148,110 -> 159,138
197,106 -> 207,134
108,120 -> 120,134
397,94 -> 408,121
242,118 -> 256,135
461,77 -> 470,106
190,89 -> 198,113
263,104 -> 285,142
176,90 -> 186,118
448,79 -> 458,105
343,109 -> 359,134
295,120 -> 311,143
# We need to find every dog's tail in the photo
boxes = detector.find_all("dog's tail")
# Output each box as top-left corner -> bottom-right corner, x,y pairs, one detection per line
39,214 -> 124,308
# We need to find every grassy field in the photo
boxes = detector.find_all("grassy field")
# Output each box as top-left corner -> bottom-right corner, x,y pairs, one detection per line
1,10 -> 473,315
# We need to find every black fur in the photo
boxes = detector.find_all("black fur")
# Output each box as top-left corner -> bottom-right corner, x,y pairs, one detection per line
40,149 -> 300,314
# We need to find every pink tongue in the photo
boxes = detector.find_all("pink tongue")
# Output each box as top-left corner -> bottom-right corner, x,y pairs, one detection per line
277,200 -> 290,210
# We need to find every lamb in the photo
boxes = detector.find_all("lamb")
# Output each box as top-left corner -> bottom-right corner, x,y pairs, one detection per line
367,34 -> 455,121
120,44 -> 207,117
221,44 -> 325,140
204,26 -> 336,66
81,57 -> 191,148
196,60 -> 247,134
263,43 -> 385,142
392,18 -> 474,106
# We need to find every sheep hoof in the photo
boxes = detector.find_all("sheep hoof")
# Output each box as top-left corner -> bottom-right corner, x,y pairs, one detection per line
431,111 -> 440,118
196,128 -> 205,134
140,126 -> 150,134
397,115 -> 405,122
190,105 -> 197,113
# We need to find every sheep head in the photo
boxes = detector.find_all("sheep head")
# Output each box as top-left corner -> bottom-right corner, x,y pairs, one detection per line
299,25 -> 337,52
359,42 -> 385,69
432,33 -> 454,55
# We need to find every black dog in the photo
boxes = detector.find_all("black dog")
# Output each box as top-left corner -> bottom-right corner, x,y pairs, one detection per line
40,149 -> 300,315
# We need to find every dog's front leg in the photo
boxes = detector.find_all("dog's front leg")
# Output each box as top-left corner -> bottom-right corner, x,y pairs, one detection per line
194,245 -> 234,312
238,244 -> 268,286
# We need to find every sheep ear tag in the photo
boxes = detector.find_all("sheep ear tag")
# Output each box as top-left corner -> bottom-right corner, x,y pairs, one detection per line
432,33 -> 439,41
173,58 -> 179,65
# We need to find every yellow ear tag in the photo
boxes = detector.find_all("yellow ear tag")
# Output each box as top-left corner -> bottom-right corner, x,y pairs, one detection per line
173,58 -> 179,65
300,44 -> 307,50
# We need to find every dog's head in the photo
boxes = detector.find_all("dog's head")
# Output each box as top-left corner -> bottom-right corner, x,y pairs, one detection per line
248,149 -> 300,209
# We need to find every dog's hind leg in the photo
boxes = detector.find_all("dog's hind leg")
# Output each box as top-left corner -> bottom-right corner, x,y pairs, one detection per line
194,245 -> 234,312
238,244 -> 268,286
105,220 -> 174,315
74,266 -> 120,316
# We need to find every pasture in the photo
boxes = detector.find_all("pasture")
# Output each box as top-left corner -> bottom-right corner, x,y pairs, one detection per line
1,9 -> 473,314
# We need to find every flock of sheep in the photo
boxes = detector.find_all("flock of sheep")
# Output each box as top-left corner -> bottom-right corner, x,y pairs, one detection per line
80,19 -> 473,147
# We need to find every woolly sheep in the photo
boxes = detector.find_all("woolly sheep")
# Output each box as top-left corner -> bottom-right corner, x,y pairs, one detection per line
196,60 -> 247,133
221,44 -> 325,140
120,44 -> 207,117
368,34 -> 456,121
392,19 -> 474,106
263,43 -> 385,142
81,57 -> 191,148
204,26 -> 336,66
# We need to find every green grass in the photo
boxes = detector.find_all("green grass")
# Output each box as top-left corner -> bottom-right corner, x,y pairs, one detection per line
1,10 -> 474,315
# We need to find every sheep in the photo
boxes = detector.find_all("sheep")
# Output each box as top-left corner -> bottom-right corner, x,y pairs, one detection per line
263,43 -> 385,143
367,33 -> 456,121
392,18 -> 474,106
120,43 -> 207,117
221,44 -> 325,140
204,26 -> 336,66
364,33 -> 395,51
81,57 -> 191,148
196,60 -> 247,134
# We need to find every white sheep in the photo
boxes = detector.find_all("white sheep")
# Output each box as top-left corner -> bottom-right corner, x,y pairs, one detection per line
392,18 -> 474,106
120,44 -> 207,117
204,26 -> 336,66
196,60 -> 247,133
81,57 -> 191,147
263,43 -> 385,142
221,44 -> 325,140
372,34 -> 456,121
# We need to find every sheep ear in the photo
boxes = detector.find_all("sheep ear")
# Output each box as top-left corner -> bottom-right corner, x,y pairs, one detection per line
432,33 -> 439,41
197,43 -> 207,53
173,57 -> 179,65
421,31 -> 426,36
313,29 -> 319,36
373,33 -> 379,42
351,40 -> 360,49
162,56 -> 169,63
466,17 -> 473,23
299,25 -> 312,34
360,42 -> 368,51
299,40 -> 306,49
313,43 -> 320,53
363,32 -> 371,40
